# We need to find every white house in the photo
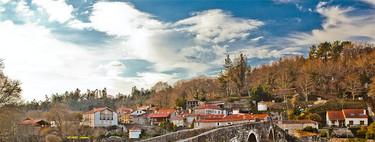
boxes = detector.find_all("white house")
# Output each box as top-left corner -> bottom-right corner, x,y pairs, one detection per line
257,101 -> 267,111
327,109 -> 368,127
129,126 -> 142,138
194,104 -> 223,115
83,107 -> 118,127
131,109 -> 146,117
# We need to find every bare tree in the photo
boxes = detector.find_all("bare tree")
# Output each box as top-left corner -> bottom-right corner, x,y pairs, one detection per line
340,74 -> 363,100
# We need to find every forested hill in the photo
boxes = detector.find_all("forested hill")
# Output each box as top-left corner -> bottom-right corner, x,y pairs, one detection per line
12,41 -> 375,112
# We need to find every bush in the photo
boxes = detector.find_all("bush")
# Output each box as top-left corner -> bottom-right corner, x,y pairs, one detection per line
328,127 -> 333,136
302,126 -> 318,134
45,134 -> 62,142
320,130 -> 327,137
357,126 -> 367,138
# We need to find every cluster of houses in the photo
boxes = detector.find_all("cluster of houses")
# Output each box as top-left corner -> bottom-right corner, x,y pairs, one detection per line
19,99 -> 370,139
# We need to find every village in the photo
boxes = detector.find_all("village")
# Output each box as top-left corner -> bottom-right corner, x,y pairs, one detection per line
19,88 -> 374,142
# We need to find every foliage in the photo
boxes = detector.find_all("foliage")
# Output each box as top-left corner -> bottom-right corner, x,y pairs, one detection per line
0,59 -> 22,106
302,126 -> 318,134
190,119 -> 195,129
249,85 -> 271,102
45,134 -> 62,142
159,121 -> 177,132
320,129 -> 327,137
107,125 -> 118,131
366,122 -> 375,139
356,126 -> 367,138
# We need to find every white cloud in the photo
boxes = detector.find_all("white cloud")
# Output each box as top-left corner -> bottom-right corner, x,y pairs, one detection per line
361,0 -> 375,6
0,20 -> 133,101
0,0 -> 10,4
175,9 -> 264,43
68,19 -> 91,30
32,0 -> 73,23
287,3 -> 375,45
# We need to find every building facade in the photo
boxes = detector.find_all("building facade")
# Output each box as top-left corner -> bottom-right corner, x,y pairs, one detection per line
83,107 -> 118,127
327,109 -> 368,127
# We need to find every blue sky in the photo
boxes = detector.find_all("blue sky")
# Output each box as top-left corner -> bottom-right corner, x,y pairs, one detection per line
0,0 -> 374,101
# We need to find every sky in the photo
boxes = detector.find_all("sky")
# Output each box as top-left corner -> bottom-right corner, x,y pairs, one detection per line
0,0 -> 374,101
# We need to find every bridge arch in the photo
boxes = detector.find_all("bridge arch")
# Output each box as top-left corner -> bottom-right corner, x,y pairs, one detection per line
247,130 -> 259,142
268,126 -> 275,142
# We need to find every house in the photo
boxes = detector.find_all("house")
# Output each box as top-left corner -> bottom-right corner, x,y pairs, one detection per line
274,120 -> 319,136
117,107 -> 132,114
186,114 -> 200,127
194,112 -> 268,129
194,104 -> 223,115
20,119 -> 50,136
186,100 -> 203,113
257,101 -> 267,111
138,105 -> 150,111
171,117 -> 187,127
133,111 -> 154,125
83,107 -> 118,127
150,109 -> 179,124
326,111 -> 345,127
129,127 -> 142,138
118,112 -> 132,124
131,109 -> 146,117
326,109 -> 368,127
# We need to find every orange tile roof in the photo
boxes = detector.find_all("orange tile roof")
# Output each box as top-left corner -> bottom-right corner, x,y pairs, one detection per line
327,111 -> 345,120
150,109 -> 175,118
130,126 -> 141,130
84,107 -> 109,114
194,104 -> 222,110
172,117 -> 186,120
343,109 -> 368,118
138,106 -> 149,110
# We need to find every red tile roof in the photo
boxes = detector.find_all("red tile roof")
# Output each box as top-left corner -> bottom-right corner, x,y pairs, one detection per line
130,126 -> 141,130
21,119 -> 49,125
150,109 -> 175,118
327,111 -> 345,120
84,107 -> 109,114
172,117 -> 186,120
194,104 -> 222,110
343,109 -> 368,118
274,120 -> 318,124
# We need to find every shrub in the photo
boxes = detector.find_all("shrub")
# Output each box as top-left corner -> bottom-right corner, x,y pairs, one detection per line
320,130 -> 327,137
302,126 -> 318,134
45,134 -> 62,142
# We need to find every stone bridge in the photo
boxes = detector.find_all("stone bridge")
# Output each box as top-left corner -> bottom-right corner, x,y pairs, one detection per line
138,119 -> 299,142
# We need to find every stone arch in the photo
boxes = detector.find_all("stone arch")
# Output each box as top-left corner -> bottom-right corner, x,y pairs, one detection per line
247,130 -> 258,142
268,127 -> 275,142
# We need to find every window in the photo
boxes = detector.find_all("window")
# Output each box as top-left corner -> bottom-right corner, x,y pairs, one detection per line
349,121 -> 354,125
216,123 -> 220,126
360,121 -> 364,125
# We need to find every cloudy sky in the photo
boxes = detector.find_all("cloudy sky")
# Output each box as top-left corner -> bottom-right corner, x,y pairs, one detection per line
0,0 -> 374,101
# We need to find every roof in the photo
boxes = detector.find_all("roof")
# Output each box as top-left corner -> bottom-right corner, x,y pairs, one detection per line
20,119 -> 49,125
117,107 -> 131,111
137,112 -> 154,118
194,104 -> 222,110
172,117 -> 186,120
274,120 -> 318,124
150,107 -> 157,110
84,107 -> 109,114
130,126 -> 141,130
150,109 -> 175,118
342,109 -> 368,118
197,113 -> 268,122
327,111 -> 345,120
138,106 -> 149,110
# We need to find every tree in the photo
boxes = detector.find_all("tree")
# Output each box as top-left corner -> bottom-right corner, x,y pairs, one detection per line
0,59 -> 22,106
43,103 -> 72,139
369,76 -> 375,98
340,74 -> 362,100
190,119 -> 196,129
366,122 -> 375,139
249,85 -> 271,102
296,73 -> 313,101
291,94 -> 299,109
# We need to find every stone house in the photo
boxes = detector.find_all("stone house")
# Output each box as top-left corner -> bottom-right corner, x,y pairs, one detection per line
274,120 -> 319,136
171,117 -> 187,127
150,109 -> 179,124
133,111 -> 154,125
194,112 -> 268,129
194,104 -> 223,115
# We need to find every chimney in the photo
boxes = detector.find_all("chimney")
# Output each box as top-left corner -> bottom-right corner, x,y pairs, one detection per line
94,108 -> 96,112
364,109 -> 366,115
